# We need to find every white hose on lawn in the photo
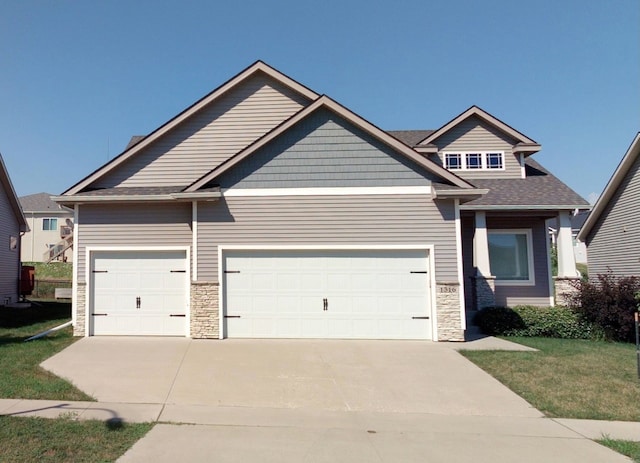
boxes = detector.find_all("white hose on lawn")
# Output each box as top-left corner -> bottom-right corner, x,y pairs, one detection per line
24,321 -> 73,342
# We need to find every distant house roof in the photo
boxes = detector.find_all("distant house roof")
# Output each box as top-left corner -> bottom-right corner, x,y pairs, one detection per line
0,154 -> 28,232
460,159 -> 589,210
124,135 -> 146,151
578,132 -> 640,241
19,192 -> 71,213
570,210 -> 589,230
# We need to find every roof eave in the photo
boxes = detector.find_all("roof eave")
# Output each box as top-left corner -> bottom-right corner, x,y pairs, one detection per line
432,188 -> 489,203
577,132 -> 640,241
52,192 -> 221,206
461,204 -> 589,211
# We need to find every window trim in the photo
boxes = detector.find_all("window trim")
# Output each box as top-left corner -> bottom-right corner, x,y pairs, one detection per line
488,228 -> 535,286
443,151 -> 505,171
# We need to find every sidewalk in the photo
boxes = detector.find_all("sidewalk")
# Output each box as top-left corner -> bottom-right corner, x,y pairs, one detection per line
1,398 -> 639,442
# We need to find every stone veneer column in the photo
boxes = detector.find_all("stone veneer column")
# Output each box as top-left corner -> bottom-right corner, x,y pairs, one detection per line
74,282 -> 86,337
554,276 -> 580,307
190,281 -> 219,339
435,282 -> 464,341
473,275 -> 496,310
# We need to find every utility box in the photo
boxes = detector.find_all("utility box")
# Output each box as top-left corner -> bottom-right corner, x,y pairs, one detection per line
20,265 -> 35,296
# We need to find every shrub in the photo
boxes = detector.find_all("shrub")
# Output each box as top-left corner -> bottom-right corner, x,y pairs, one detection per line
474,305 -> 598,339
569,273 -> 640,343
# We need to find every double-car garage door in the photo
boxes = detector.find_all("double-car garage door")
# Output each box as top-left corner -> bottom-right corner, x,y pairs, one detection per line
223,249 -> 432,340
89,248 -> 432,340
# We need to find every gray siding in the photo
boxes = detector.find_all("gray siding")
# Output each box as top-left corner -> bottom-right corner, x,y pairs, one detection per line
96,72 -> 310,188
197,195 -> 458,282
76,204 -> 192,282
218,109 -> 436,189
432,116 -> 522,180
587,154 -> 640,277
0,185 -> 20,302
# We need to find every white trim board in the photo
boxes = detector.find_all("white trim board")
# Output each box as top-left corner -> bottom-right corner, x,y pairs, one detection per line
222,186 -> 432,197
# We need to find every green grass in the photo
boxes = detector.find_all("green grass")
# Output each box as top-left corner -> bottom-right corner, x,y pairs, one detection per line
460,337 -> 640,421
0,302 -> 92,401
23,262 -> 72,281
0,416 -> 152,462
598,438 -> 640,462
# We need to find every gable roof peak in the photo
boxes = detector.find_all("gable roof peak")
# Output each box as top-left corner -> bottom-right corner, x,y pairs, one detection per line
417,105 -> 541,153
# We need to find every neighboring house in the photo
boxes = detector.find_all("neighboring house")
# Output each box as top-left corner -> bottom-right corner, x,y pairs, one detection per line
19,192 -> 74,262
548,209 -> 589,265
578,133 -> 640,278
54,61 -> 588,341
0,153 -> 28,305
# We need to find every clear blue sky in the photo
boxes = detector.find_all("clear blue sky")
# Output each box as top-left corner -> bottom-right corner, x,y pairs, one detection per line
1,1 -> 638,202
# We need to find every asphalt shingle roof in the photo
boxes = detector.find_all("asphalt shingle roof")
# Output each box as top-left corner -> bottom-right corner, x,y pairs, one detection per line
387,130 -> 434,146
19,192 -> 68,212
463,159 -> 589,208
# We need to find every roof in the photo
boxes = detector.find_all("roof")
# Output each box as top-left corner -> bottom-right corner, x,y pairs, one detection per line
460,159 -> 589,210
578,132 -> 640,241
63,60 -> 320,196
570,210 -> 589,230
0,154 -> 28,232
53,186 -> 221,205
124,135 -> 146,151
387,130 -> 435,146
19,192 -> 70,213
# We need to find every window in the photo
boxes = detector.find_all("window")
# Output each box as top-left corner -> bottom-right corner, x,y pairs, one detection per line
488,230 -> 534,285
487,152 -> 503,169
466,153 -> 482,169
442,151 -> 504,170
445,153 -> 462,169
42,218 -> 58,231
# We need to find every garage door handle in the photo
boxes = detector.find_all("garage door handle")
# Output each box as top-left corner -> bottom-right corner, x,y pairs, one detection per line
136,297 -> 141,309
323,298 -> 328,311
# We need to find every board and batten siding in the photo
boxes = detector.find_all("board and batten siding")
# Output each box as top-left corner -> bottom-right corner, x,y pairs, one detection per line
430,115 -> 522,180
76,204 -> 192,282
587,153 -> 640,277
0,186 -> 20,303
197,195 -> 459,282
95,72 -> 310,189
218,109 -> 437,189
487,217 -> 551,306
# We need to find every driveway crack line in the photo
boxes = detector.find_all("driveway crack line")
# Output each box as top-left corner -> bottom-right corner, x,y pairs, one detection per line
161,340 -> 193,410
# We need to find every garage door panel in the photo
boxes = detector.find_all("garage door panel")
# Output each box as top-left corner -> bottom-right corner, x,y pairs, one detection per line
224,249 -> 432,340
91,251 -> 187,336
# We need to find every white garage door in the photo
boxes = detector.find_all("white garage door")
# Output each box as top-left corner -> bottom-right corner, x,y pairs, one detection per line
223,249 -> 432,340
90,251 -> 187,336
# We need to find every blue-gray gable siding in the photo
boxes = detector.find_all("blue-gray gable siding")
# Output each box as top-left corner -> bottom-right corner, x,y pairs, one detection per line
217,109 -> 438,189
587,153 -> 640,278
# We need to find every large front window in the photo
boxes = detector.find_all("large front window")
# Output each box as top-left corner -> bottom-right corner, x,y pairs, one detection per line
488,230 -> 534,284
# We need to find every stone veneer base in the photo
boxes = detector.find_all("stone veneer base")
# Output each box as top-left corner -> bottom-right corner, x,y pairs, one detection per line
190,281 -> 220,339
435,282 -> 464,341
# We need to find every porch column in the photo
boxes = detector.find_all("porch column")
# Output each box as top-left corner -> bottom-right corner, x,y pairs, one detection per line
472,211 -> 495,310
554,211 -> 580,306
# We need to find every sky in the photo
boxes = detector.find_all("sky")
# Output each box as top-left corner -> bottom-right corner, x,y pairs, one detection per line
0,1 -> 638,202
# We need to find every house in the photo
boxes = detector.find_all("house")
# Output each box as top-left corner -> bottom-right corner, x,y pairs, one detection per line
54,61 -> 588,341
0,153 -> 29,305
19,192 -> 74,263
577,133 -> 640,278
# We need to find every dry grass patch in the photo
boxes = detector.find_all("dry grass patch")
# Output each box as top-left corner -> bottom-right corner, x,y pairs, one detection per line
461,337 -> 640,421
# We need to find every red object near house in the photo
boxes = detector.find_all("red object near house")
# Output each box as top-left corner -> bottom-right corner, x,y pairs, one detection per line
21,265 -> 35,296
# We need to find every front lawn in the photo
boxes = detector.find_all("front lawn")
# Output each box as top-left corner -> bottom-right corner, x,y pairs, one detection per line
460,337 -> 640,421
598,438 -> 640,463
0,416 -> 152,462
0,302 -> 92,400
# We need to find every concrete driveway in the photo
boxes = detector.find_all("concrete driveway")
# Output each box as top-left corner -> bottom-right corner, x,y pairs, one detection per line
41,338 -> 630,463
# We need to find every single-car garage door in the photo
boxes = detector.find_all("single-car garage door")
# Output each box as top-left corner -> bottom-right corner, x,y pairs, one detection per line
90,250 -> 187,336
223,249 -> 432,340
